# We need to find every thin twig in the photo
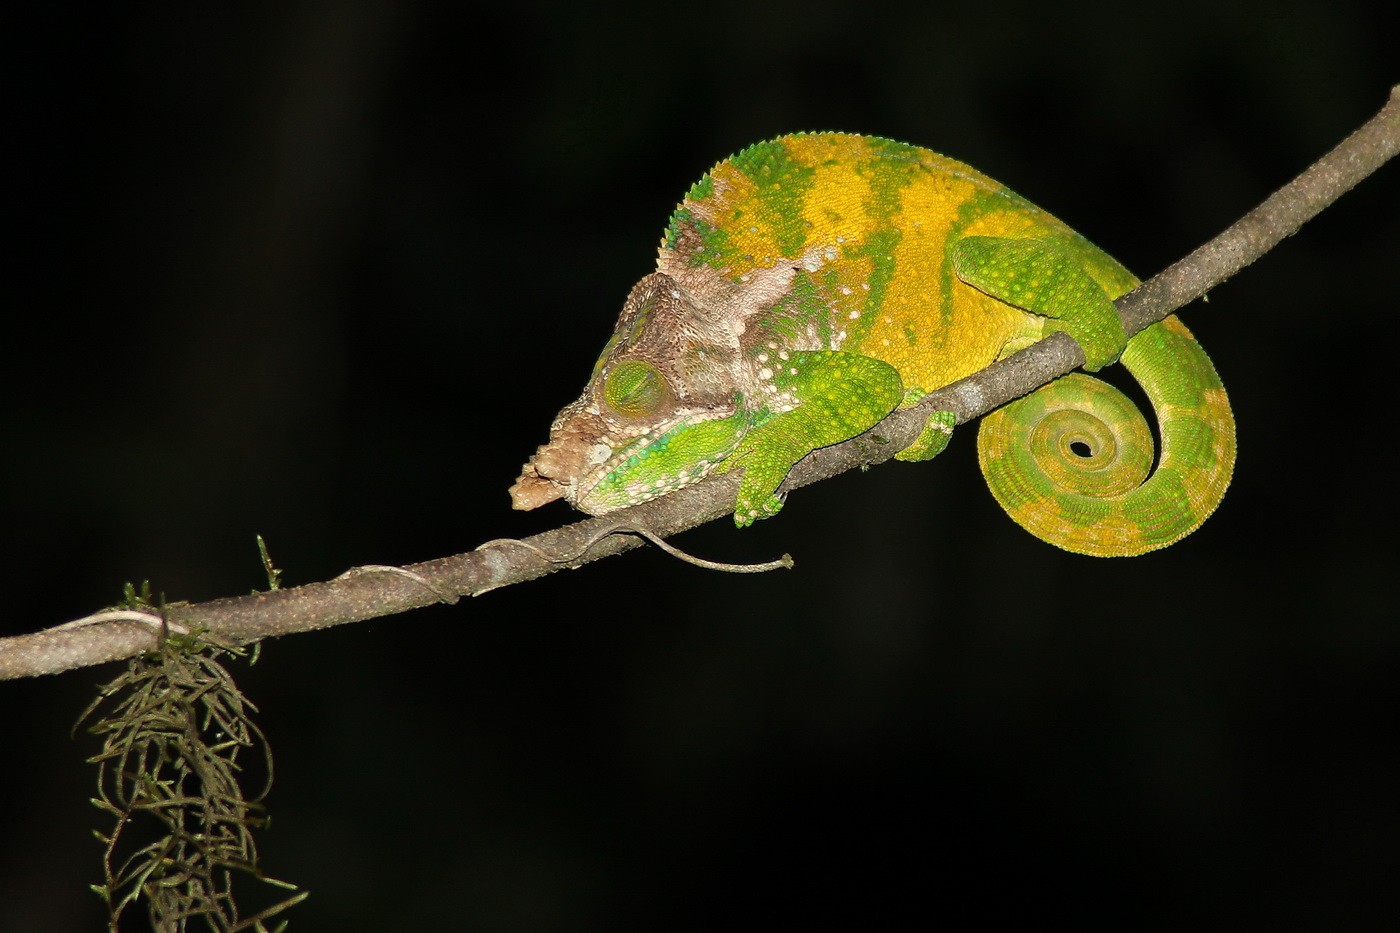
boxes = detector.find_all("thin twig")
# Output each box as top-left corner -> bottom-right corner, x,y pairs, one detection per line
482,525 -> 794,574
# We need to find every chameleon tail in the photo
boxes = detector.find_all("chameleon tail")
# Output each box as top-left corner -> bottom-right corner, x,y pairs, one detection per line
975,315 -> 1236,557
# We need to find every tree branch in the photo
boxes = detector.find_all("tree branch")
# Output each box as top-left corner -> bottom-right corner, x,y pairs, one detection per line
3,87 -> 1397,681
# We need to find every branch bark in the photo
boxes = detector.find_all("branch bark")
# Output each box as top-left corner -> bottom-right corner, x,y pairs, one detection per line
3,87 -> 1397,681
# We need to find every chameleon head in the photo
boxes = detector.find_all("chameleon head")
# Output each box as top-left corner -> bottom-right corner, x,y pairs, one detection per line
510,273 -> 754,515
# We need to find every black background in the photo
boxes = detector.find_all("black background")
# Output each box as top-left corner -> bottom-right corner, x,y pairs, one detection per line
3,2 -> 1397,929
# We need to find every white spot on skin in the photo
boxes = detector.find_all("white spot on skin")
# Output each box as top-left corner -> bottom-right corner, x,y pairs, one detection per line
848,310 -> 860,320
757,352 -> 769,364
839,286 -> 852,296
759,367 -> 773,381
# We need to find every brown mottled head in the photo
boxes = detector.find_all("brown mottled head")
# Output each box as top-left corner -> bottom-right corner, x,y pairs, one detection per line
510,272 -> 754,515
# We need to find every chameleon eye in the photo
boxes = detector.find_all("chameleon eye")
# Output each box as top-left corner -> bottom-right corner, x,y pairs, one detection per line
603,360 -> 669,417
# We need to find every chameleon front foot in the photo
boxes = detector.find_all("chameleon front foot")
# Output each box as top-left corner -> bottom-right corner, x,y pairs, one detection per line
895,409 -> 957,462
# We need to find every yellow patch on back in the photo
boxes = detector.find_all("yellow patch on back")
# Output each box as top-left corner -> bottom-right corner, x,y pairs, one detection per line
796,155 -> 873,252
863,169 -> 979,384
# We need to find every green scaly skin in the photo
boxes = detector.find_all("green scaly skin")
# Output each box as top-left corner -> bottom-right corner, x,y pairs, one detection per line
511,133 -> 1236,557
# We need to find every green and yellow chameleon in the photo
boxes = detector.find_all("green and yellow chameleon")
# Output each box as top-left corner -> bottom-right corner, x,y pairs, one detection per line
511,132 -> 1235,556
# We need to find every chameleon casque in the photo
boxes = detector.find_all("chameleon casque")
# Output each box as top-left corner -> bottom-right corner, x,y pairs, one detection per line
511,132 -> 1235,557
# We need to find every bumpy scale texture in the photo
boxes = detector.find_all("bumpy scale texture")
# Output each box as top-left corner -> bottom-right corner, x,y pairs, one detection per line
511,133 -> 1235,556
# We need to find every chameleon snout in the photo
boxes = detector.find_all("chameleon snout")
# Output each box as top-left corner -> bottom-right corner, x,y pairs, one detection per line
509,417 -> 615,511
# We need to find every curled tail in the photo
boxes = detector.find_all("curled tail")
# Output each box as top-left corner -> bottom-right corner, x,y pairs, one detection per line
976,315 -> 1236,557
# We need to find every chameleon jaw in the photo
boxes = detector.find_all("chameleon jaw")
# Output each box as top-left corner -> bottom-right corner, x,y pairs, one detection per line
507,459 -> 569,511
509,417 -> 602,511
512,404 -> 750,516
510,434 -> 674,516
509,414 -> 665,515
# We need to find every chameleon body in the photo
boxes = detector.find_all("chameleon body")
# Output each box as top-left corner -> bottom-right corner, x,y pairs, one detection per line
511,133 -> 1235,556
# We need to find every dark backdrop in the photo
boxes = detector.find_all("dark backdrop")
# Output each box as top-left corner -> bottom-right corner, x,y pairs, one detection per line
4,2 -> 1397,929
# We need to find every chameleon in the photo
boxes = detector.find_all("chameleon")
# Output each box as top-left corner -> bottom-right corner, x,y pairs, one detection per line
510,132 -> 1235,557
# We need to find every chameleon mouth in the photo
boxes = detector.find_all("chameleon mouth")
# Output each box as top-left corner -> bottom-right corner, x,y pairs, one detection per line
508,459 -> 567,511
512,396 -> 750,516
509,424 -> 600,511
570,411 -> 752,515
511,416 -> 740,515
511,416 -> 658,514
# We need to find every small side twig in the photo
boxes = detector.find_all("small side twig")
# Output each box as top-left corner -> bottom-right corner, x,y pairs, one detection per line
482,524 -> 794,575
